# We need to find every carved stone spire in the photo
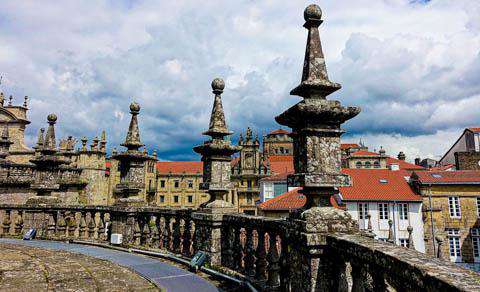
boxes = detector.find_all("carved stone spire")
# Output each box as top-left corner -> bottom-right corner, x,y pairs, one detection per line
193,78 -> 240,212
100,130 -> 107,152
43,114 -> 57,153
275,4 -> 360,210
0,124 -> 13,160
8,95 -> 12,106
34,128 -> 45,151
81,136 -> 87,151
203,78 -> 232,139
122,102 -> 143,151
290,4 -> 341,99
23,96 -> 28,108
0,92 -> 4,107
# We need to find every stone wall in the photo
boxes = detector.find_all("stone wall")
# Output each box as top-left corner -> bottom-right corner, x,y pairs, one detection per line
455,151 -> 480,170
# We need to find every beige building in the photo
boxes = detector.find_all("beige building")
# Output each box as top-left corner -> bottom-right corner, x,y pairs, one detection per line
410,170 -> 480,263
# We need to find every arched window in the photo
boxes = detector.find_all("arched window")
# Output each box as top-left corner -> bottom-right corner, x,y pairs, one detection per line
365,161 -> 372,168
374,161 -> 381,168
356,161 -> 362,169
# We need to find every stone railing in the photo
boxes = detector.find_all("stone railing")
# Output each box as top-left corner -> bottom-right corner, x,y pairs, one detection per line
1,204 -> 479,291
0,163 -> 35,185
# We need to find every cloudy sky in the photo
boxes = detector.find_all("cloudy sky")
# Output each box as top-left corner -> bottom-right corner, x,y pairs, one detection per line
0,0 -> 479,162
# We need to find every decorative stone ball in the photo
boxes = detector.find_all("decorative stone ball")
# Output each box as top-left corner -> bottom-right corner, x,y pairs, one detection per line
304,4 -> 322,21
47,113 -> 57,123
407,226 -> 413,232
211,78 -> 225,91
130,102 -> 140,113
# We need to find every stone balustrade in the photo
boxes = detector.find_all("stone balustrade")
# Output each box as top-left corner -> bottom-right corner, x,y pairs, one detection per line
1,204 -> 479,291
0,164 -> 35,185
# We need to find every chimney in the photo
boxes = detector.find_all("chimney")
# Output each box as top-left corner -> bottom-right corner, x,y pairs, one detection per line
397,151 -> 406,161
414,157 -> 421,165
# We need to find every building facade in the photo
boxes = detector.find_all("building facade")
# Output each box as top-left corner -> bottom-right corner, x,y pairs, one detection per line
411,170 -> 480,263
439,127 -> 480,170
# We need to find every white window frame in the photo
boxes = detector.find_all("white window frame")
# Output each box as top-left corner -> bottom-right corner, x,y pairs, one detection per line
399,238 -> 408,248
476,197 -> 480,218
378,203 -> 389,220
472,228 -> 480,263
399,203 -> 408,221
358,203 -> 369,229
448,196 -> 461,218
447,228 -> 462,262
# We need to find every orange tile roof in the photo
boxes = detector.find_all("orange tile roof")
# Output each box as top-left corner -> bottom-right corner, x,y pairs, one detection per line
468,127 -> 480,133
386,157 -> 425,170
258,188 -> 342,211
341,143 -> 360,150
156,161 -> 203,174
412,170 -> 480,184
429,164 -> 455,171
268,155 -> 294,174
260,171 -> 293,182
340,169 -> 421,202
268,129 -> 290,135
350,150 -> 379,156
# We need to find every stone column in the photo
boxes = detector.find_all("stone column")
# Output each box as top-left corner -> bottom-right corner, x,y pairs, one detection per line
275,5 -> 361,291
192,78 -> 241,265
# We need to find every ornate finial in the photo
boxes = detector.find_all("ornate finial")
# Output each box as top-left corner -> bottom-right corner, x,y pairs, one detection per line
23,96 -> 28,108
143,147 -> 147,155
44,114 -> 57,151
8,95 -> 12,106
203,78 -> 232,139
379,146 -> 386,156
81,136 -> 87,151
35,128 -> 45,150
254,132 -> 259,145
0,92 -> 4,107
121,102 -> 143,151
246,127 -> 253,141
91,136 -> 99,151
112,147 -> 117,155
290,4 -> 340,99
153,149 -> 157,158
101,130 -> 106,142
238,133 -> 243,145
100,130 -> 107,152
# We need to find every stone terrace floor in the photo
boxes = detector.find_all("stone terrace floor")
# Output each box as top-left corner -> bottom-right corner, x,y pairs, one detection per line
0,242 -> 157,291
0,239 -> 219,292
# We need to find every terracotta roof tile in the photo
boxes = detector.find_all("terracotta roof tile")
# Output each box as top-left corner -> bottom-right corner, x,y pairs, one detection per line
468,127 -> 480,133
258,188 -> 341,211
260,171 -> 294,182
268,129 -> 290,135
341,143 -> 360,150
340,169 -> 421,202
350,150 -> 379,157
386,157 -> 425,170
412,170 -> 480,184
268,155 -> 294,174
156,161 -> 203,174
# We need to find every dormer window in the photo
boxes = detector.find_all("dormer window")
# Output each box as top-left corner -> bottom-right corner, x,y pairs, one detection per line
356,161 -> 362,169
365,161 -> 371,168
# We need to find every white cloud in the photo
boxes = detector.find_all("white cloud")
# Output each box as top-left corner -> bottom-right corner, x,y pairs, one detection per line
0,0 -> 478,161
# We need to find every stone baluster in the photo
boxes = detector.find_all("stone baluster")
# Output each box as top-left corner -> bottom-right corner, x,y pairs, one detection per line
168,218 -> 175,252
407,226 -> 415,250
79,213 -> 87,239
14,212 -> 24,236
150,218 -> 160,249
133,220 -> 141,246
222,226 -> 235,268
233,226 -> 243,271
244,227 -> 256,278
141,221 -> 150,247
255,231 -> 268,286
66,212 -> 76,238
387,219 -> 394,243
160,216 -> 167,250
181,219 -> 191,256
436,236 -> 443,260
267,233 -> 281,290
57,211 -> 67,238
172,219 -> 182,253
88,213 -> 96,239
189,220 -> 196,255
47,213 -> 56,239
97,215 -> 105,241
2,210 -> 11,235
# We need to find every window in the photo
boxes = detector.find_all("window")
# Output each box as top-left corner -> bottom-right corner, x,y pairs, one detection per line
147,162 -> 154,173
160,180 -> 165,188
159,195 -> 165,203
358,203 -> 368,219
247,194 -> 252,204
188,180 -> 194,188
447,229 -> 461,262
280,147 -> 284,154
472,229 -> 480,262
247,180 -> 253,188
356,161 -> 362,169
399,203 -> 408,220
477,197 -> 480,217
365,161 -> 371,168
188,195 -> 193,203
174,180 -> 180,188
399,238 -> 409,247
448,196 -> 461,218
285,149 -> 289,154
174,196 -> 179,203
379,179 -> 388,184
378,203 -> 389,220
374,161 -> 380,168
